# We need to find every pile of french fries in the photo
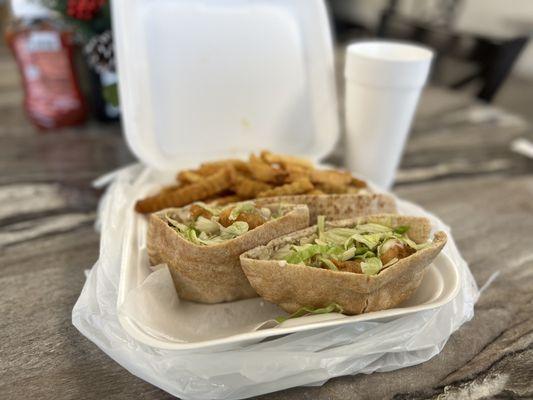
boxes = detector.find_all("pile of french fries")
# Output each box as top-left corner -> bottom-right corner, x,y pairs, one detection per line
135,151 -> 367,213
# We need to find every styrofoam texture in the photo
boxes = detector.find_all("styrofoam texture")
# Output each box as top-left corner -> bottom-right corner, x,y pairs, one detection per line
345,84 -> 427,189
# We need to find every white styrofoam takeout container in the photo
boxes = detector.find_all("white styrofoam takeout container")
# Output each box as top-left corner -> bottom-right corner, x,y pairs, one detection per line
111,0 -> 459,351
116,202 -> 461,350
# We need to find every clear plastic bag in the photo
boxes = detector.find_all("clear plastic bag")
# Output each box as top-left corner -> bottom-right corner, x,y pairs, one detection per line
72,164 -> 479,400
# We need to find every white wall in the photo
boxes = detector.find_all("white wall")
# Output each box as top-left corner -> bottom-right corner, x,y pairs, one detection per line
331,0 -> 533,78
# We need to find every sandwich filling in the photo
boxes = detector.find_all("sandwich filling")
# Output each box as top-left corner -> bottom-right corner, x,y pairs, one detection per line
165,202 -> 289,245
271,216 -> 431,276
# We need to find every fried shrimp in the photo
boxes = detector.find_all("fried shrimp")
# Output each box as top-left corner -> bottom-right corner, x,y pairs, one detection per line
189,204 -> 213,220
379,238 -> 415,266
332,259 -> 363,274
219,206 -> 267,229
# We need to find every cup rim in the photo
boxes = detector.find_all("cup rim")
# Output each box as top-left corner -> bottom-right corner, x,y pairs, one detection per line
346,40 -> 433,63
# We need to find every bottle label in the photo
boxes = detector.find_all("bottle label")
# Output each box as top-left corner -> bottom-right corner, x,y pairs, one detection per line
26,31 -> 61,53
12,30 -> 82,128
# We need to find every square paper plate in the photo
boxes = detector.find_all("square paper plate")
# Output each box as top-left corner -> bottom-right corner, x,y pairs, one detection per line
117,212 -> 460,351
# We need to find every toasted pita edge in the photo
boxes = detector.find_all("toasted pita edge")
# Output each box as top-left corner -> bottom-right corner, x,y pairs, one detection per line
256,193 -> 397,223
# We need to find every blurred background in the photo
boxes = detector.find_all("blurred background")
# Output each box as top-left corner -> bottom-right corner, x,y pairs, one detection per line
330,0 -> 532,119
0,0 -> 532,131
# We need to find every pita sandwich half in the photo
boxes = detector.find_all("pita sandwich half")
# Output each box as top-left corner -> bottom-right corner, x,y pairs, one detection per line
240,214 -> 447,315
147,202 -> 309,303
257,193 -> 397,224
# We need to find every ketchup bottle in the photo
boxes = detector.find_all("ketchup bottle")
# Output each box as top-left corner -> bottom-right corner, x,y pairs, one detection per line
5,0 -> 87,130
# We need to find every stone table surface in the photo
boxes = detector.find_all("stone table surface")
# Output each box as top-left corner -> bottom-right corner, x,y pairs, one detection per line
1,44 -> 533,400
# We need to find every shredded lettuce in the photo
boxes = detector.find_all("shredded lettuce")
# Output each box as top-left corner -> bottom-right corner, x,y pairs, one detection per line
361,257 -> 383,275
345,232 -> 384,250
219,221 -> 249,239
185,228 -> 200,244
355,223 -> 394,233
354,250 -> 377,260
194,216 -> 220,235
393,225 -> 410,234
340,246 -> 356,261
270,219 -> 428,276
399,236 -> 429,251
166,214 -> 205,245
319,257 -> 338,271
276,303 -> 344,323
285,244 -> 326,264
198,231 -> 210,240
283,242 -> 345,267
166,201 -> 280,245
321,227 -> 356,246
165,215 -> 189,233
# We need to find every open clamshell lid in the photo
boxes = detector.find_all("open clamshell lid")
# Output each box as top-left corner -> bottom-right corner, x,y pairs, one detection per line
112,0 -> 339,170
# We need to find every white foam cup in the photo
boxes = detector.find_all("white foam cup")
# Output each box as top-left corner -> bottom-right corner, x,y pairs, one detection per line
344,41 -> 433,189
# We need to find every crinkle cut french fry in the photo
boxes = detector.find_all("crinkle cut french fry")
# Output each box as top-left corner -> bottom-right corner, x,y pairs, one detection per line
233,175 -> 272,198
134,150 -> 371,214
285,170 -> 311,183
176,170 -> 204,184
196,159 -> 249,176
315,182 -> 348,194
135,168 -> 234,213
257,178 -> 314,198
350,176 -> 368,188
310,169 -> 352,186
283,163 -> 310,173
160,184 -> 182,193
248,154 -> 287,183
208,194 -> 241,206
260,150 -> 313,169
202,189 -> 235,203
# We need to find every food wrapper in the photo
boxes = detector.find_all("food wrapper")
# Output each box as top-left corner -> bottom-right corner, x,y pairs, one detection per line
72,163 -> 479,400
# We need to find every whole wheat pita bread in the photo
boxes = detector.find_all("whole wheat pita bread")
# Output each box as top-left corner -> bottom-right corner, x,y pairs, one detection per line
147,203 -> 309,303
240,214 -> 447,315
256,193 -> 396,223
